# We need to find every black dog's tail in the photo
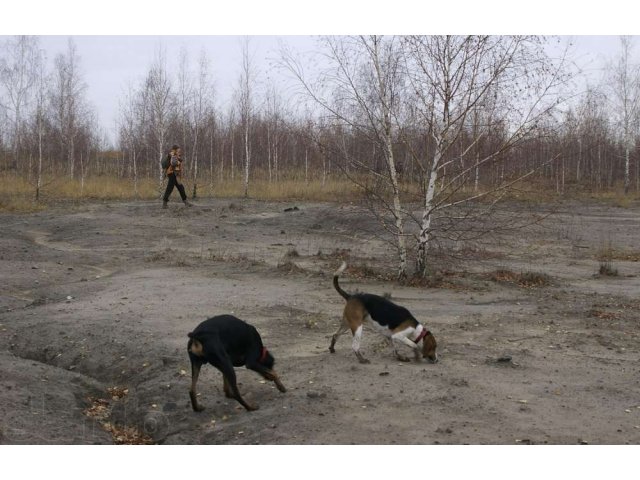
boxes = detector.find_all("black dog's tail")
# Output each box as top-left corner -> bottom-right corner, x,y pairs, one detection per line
333,261 -> 350,300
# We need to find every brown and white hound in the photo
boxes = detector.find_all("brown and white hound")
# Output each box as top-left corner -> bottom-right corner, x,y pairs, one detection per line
329,262 -> 438,364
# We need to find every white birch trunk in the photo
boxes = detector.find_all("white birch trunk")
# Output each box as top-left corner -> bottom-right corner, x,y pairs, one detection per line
230,133 -> 235,181
416,149 -> 441,276
243,124 -> 250,197
305,147 -> 309,185
267,127 -> 272,182
624,143 -> 630,194
36,113 -> 43,201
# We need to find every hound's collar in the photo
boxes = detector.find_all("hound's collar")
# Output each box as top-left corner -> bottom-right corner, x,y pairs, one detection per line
259,347 -> 269,363
413,329 -> 429,344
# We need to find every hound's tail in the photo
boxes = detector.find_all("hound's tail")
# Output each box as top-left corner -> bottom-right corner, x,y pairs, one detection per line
333,261 -> 350,300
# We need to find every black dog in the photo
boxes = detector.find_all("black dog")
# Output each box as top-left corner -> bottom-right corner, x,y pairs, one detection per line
187,315 -> 286,412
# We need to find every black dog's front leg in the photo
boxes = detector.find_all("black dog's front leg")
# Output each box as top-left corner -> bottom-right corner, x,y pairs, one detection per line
247,362 -> 287,393
189,357 -> 206,412
218,363 -> 259,411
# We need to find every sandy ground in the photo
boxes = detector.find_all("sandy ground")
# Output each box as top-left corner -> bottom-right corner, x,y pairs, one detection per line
1,197 -> 639,445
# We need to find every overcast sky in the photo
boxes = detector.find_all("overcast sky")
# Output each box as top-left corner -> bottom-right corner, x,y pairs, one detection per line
3,1 -> 638,144
30,35 -> 318,137
20,35 -> 628,141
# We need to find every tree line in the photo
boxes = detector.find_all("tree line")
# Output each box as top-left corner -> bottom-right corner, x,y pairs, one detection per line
1,35 -> 639,276
1,35 -> 638,197
0,36 -> 637,194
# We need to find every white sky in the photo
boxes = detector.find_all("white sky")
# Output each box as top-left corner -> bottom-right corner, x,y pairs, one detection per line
30,35 -> 318,136
3,1 -> 639,143
6,35 -> 629,143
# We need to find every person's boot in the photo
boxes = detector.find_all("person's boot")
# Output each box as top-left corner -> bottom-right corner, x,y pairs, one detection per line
183,199 -> 193,207
162,200 -> 168,209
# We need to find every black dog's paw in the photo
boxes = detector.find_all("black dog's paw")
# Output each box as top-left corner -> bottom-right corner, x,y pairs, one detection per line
193,405 -> 205,413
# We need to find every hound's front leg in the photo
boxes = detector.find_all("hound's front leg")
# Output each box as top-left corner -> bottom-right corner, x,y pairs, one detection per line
391,332 -> 420,362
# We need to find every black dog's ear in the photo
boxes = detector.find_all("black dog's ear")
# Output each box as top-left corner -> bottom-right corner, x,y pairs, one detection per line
188,331 -> 194,338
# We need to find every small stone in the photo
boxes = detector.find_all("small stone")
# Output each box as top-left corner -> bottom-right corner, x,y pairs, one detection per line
497,355 -> 512,363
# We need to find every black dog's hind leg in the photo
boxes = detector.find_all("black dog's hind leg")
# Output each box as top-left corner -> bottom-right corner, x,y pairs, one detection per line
189,355 -> 206,412
222,376 -> 233,398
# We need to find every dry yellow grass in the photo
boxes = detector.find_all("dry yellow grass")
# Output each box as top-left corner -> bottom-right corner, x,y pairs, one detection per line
207,177 -> 362,202
2,172 -> 638,213
0,173 -> 365,212
583,190 -> 640,208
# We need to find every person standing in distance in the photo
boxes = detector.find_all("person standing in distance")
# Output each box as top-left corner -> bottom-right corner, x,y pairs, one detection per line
162,144 -> 192,208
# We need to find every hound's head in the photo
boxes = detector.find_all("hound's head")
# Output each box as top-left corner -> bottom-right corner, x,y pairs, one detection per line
421,330 -> 438,363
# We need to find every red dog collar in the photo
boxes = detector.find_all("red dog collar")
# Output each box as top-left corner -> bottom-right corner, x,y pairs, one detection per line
259,347 -> 269,363
414,329 -> 429,344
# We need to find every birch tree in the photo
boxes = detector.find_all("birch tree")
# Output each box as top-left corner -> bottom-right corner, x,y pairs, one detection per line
49,38 -> 87,179
176,47 -> 193,162
238,37 -> 256,198
282,35 -> 409,278
0,35 -> 39,173
610,36 -> 640,195
119,83 -> 140,194
264,83 -> 286,182
403,35 -> 568,276
190,49 -> 214,198
145,49 -> 173,190
32,47 -> 47,200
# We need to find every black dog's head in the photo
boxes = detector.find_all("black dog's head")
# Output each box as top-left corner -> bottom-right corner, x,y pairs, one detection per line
187,333 -> 205,358
259,347 -> 275,369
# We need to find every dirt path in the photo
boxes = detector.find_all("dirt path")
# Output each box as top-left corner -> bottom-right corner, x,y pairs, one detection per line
1,198 -> 639,444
